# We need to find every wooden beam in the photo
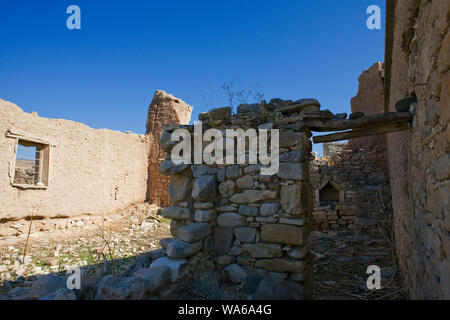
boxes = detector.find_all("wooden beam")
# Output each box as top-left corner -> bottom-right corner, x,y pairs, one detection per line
276,111 -> 413,132
6,130 -> 52,146
312,122 -> 411,143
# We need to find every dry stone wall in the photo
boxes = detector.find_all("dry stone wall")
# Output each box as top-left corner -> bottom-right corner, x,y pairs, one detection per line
385,0 -> 449,299
157,98 -> 319,299
310,144 -> 391,231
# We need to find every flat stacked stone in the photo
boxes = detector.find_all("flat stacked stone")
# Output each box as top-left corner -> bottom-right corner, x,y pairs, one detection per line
157,97 -> 318,300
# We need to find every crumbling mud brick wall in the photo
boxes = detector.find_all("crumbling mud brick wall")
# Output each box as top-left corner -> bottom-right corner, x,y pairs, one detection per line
385,0 -> 449,299
0,99 -> 149,221
146,91 -> 192,207
348,62 -> 387,152
156,98 -> 319,300
310,144 -> 391,231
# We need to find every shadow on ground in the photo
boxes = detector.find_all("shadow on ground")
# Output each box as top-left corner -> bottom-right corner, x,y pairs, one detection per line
0,228 -> 406,300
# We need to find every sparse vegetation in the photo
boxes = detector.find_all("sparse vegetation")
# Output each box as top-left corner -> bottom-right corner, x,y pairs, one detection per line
199,79 -> 265,113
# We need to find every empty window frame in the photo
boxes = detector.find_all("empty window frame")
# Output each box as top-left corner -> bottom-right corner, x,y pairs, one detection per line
13,139 -> 50,187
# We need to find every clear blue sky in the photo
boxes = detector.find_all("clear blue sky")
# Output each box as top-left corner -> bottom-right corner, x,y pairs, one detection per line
0,0 -> 385,155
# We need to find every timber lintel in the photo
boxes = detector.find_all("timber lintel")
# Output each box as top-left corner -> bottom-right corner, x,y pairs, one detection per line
274,111 -> 413,143
312,122 -> 411,143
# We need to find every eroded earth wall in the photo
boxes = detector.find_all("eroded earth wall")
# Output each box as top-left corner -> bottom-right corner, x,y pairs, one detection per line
0,99 -> 149,221
348,62 -> 387,152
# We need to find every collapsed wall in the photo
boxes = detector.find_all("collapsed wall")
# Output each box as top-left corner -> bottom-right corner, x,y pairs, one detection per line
157,99 -> 317,299
348,62 -> 387,152
0,99 -> 149,221
146,91 -> 192,207
385,0 -> 449,299
309,63 -> 391,232
310,144 -> 391,231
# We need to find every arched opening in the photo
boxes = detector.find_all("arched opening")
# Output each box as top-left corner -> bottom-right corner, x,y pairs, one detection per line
319,182 -> 339,205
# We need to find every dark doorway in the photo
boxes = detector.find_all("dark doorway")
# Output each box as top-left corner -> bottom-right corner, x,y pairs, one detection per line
319,182 -> 339,204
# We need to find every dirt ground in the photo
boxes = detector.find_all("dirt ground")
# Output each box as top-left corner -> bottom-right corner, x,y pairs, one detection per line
310,229 -> 406,300
0,204 -> 405,300
172,228 -> 407,300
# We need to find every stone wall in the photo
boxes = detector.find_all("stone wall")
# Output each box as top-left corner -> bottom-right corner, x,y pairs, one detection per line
323,142 -> 347,158
0,99 -> 149,221
156,98 -> 318,299
146,91 -> 192,207
385,0 -> 449,299
310,143 -> 391,231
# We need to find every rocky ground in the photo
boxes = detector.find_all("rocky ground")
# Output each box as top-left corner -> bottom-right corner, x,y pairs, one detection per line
0,204 -> 405,300
0,203 -> 171,298
171,228 -> 407,300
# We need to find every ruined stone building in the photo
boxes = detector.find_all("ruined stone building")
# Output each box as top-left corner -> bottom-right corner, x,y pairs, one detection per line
310,141 -> 391,231
0,0 -> 448,300
309,0 -> 450,298
0,90 -> 192,222
151,0 -> 449,299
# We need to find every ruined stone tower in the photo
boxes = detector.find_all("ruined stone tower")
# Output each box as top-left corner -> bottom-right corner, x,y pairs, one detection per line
146,90 -> 193,206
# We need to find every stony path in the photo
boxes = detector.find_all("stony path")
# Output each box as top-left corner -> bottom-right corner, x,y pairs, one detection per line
0,203 -> 171,296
